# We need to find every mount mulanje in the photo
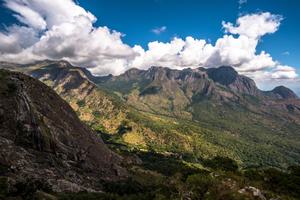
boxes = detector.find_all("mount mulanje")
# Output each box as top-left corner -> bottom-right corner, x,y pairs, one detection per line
1,60 -> 300,168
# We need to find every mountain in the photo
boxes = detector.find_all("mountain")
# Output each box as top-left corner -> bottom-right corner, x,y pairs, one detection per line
99,65 -> 300,124
2,61 -> 300,169
1,63 -> 300,200
98,65 -> 300,128
98,65 -> 300,167
270,86 -> 299,99
0,69 -> 126,195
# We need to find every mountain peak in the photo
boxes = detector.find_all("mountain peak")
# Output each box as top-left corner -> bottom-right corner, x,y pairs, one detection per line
272,86 -> 298,99
207,66 -> 238,86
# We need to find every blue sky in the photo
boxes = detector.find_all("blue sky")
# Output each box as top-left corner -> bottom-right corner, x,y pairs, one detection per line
0,0 -> 299,93
76,0 -> 300,70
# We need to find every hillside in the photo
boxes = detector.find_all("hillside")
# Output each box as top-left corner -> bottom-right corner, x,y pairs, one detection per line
2,61 -> 300,168
0,69 -> 126,196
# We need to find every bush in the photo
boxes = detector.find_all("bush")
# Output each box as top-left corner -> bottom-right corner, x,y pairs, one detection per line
185,173 -> 213,199
203,156 -> 238,172
92,111 -> 101,118
94,124 -> 106,133
103,179 -> 148,195
117,121 -> 132,135
76,100 -> 86,107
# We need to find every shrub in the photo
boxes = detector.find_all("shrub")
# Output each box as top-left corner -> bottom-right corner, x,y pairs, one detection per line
203,156 -> 238,172
92,111 -> 101,118
93,124 -> 106,133
185,173 -> 213,199
76,100 -> 86,107
117,121 -> 132,135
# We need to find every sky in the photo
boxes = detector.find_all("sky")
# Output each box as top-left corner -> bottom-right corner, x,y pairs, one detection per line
0,0 -> 299,93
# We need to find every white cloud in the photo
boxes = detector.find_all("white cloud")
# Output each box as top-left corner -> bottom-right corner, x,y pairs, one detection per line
0,1 -> 298,91
0,0 -> 136,75
151,26 -> 167,35
271,65 -> 298,79
130,12 -> 298,88
222,12 -> 282,39
5,1 -> 47,30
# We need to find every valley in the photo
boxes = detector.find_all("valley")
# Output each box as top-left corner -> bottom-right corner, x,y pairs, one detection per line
0,62 -> 300,199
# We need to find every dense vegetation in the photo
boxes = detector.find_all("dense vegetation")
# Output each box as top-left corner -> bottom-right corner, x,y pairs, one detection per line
1,146 -> 299,199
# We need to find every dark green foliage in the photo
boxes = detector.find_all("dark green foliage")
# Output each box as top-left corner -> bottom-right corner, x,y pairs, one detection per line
76,100 -> 85,107
137,151 -> 205,178
244,167 -> 300,198
117,121 -> 132,135
93,123 -> 107,133
263,168 -> 300,198
103,179 -> 149,195
185,173 -> 214,200
203,156 -> 239,172
92,111 -> 101,118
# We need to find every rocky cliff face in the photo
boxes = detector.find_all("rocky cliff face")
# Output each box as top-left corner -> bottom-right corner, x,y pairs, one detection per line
0,69 -> 126,193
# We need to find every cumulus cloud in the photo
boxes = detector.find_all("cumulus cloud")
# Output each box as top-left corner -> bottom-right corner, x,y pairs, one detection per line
151,26 -> 167,35
131,13 -> 289,73
271,65 -> 298,79
0,0 -> 136,75
222,12 -> 282,39
0,0 -> 298,90
5,1 -> 46,30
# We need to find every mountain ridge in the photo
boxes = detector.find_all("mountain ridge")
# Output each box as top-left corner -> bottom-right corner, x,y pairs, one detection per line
1,60 -> 300,169
98,65 -> 298,99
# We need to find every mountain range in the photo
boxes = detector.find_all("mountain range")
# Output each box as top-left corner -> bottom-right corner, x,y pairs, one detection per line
1,60 -> 300,169
1,61 -> 300,199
